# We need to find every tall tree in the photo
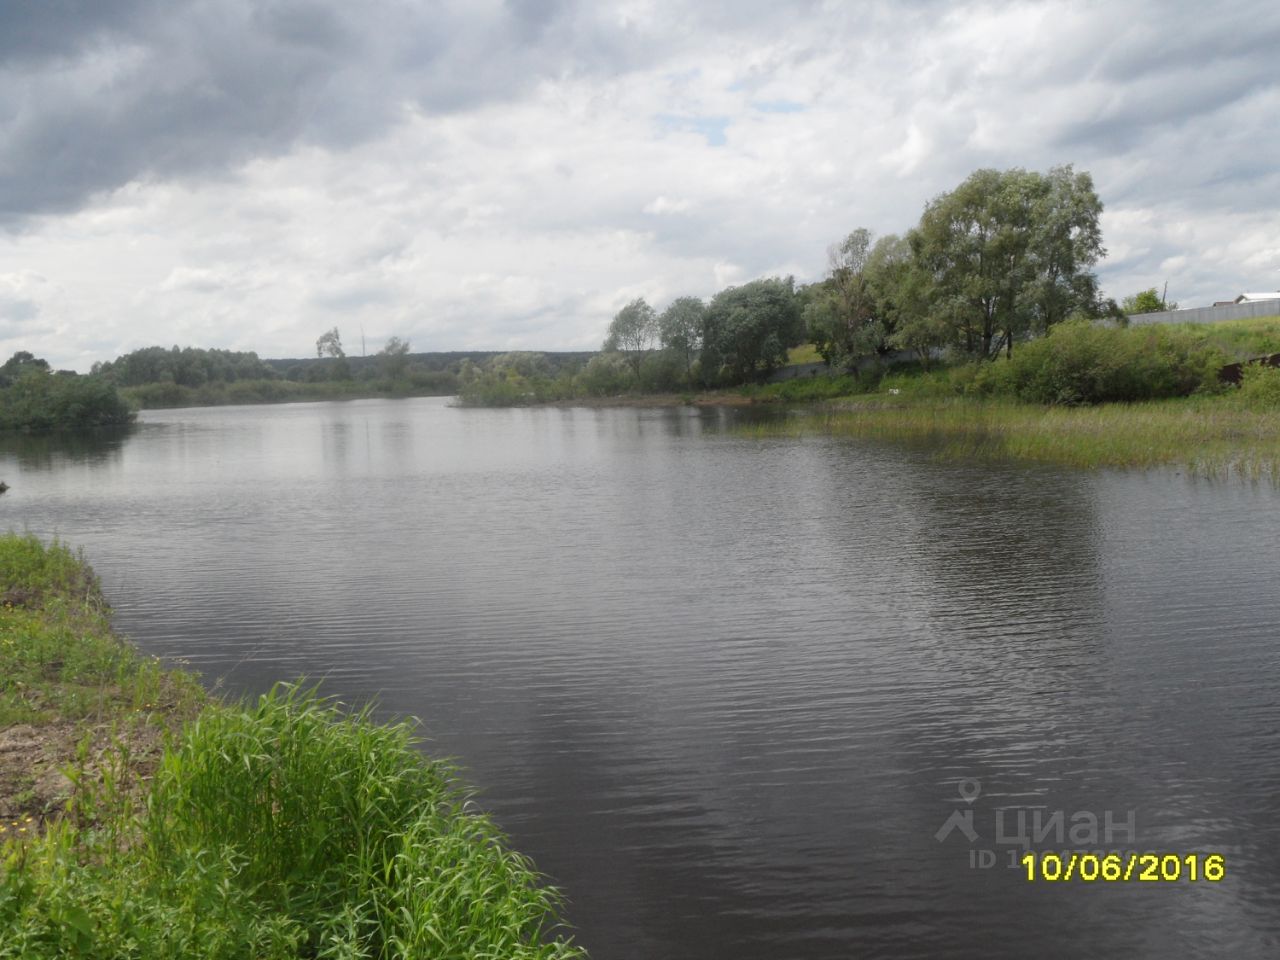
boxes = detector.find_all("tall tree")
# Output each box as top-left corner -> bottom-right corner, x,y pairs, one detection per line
316,327 -> 345,359
658,297 -> 705,377
805,228 -> 879,368
314,327 -> 350,380
909,166 -> 1104,360
700,277 -> 802,384
603,298 -> 658,380
379,336 -> 412,380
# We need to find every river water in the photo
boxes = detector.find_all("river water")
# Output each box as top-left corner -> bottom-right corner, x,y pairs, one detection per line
2,397 -> 1279,958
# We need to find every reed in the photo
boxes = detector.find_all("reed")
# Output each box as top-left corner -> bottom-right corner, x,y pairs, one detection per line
738,394 -> 1280,479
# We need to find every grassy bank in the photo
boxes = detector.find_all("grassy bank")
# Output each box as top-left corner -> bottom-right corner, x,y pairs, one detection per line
737,317 -> 1280,477
742,395 -> 1280,477
0,534 -> 586,959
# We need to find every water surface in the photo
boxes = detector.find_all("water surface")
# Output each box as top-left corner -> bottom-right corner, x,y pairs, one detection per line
3,397 -> 1279,958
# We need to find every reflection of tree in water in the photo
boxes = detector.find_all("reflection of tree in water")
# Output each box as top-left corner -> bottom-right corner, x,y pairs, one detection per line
0,425 -> 135,471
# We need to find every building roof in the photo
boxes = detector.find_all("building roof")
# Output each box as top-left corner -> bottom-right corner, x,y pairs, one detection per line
1236,292 -> 1280,303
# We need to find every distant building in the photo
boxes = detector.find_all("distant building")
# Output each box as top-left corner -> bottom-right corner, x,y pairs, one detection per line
1235,292 -> 1280,304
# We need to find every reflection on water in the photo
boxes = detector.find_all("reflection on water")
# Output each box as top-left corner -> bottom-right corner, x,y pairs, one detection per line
3,397 -> 1279,959
0,424 -> 135,472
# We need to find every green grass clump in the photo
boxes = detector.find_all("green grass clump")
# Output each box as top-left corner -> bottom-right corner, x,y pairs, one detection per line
1172,315 -> 1280,358
3,686 -> 586,959
1,534 -> 586,958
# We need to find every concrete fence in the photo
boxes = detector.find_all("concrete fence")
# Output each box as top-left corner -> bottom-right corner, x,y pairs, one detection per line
1127,299 -> 1280,327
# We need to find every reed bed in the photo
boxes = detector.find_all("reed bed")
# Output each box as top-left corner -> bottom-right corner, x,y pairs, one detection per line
740,396 -> 1280,480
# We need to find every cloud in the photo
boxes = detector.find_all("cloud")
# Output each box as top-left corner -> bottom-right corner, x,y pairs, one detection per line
0,0 -> 1278,368
0,0 -> 658,225
643,196 -> 691,215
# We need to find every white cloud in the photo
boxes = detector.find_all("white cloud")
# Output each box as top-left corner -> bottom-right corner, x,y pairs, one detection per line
1,0 -> 1278,369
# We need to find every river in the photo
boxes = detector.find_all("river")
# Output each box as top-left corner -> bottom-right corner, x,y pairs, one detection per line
2,396 -> 1278,958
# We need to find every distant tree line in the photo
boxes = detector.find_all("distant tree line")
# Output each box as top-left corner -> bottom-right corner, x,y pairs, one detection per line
92,345 -> 278,387
92,335 -> 487,408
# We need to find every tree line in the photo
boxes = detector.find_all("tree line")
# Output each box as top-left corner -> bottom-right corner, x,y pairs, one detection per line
460,164 -> 1126,403
634,164 -> 1112,387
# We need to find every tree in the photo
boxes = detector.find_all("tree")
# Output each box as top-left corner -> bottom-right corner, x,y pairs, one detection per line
1121,288 -> 1176,315
379,336 -> 412,381
316,328 -> 345,359
314,327 -> 350,380
700,277 -> 802,384
603,298 -> 657,380
657,297 -> 705,378
0,351 -> 51,387
909,165 -> 1105,360
805,228 -> 879,368
864,234 -> 945,368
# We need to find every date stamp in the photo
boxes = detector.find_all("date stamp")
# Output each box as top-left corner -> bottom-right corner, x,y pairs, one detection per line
1021,852 -> 1225,883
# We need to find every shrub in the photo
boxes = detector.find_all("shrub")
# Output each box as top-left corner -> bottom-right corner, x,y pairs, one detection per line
1236,363 -> 1280,406
970,320 -> 1228,405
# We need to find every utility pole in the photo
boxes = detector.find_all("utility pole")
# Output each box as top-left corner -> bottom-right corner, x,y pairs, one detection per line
1161,281 -> 1169,311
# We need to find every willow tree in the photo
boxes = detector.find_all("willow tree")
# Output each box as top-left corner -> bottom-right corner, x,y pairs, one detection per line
908,165 -> 1104,359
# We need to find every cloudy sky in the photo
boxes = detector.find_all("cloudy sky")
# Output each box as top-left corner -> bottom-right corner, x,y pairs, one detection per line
1,0 -> 1278,370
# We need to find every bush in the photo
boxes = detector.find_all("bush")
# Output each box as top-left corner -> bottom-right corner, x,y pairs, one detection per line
0,371 -> 135,432
963,321 -> 1228,405
1236,363 -> 1280,406
576,353 -> 633,396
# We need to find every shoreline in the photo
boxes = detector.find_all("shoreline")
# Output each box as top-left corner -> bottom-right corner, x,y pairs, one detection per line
0,534 -> 587,958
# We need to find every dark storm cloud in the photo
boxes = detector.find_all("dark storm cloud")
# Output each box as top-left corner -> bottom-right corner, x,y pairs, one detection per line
0,0 -> 643,226
0,0 -> 160,63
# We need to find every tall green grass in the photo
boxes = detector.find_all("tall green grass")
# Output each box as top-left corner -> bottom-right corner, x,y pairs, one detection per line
1,536 -> 587,958
3,687 -> 586,958
739,392 -> 1280,478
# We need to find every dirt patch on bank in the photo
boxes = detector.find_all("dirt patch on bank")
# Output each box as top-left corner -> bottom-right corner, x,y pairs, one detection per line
0,706 -> 187,841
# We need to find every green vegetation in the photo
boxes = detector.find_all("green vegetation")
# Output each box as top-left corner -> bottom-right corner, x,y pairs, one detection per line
740,374 -> 864,404
957,320 -> 1227,404
741,393 -> 1280,477
1170,315 -> 1280,357
1121,288 -> 1176,315
460,279 -> 806,405
785,343 -> 824,365
701,277 -> 804,383
97,340 -> 468,409
0,354 -> 134,433
91,346 -> 278,388
461,164 -> 1115,407
737,316 -> 1280,477
0,535 -> 586,959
